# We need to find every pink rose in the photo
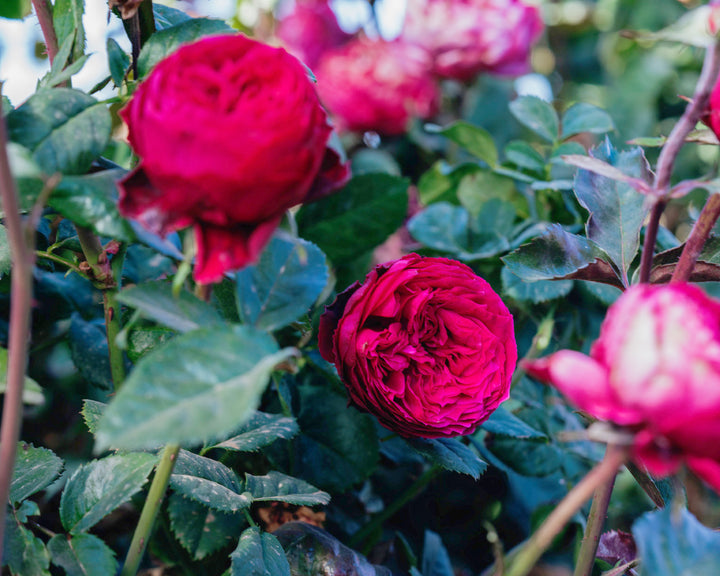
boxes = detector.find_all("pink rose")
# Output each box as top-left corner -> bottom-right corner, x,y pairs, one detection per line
523,283 -> 720,491
276,0 -> 351,69
401,0 -> 544,81
318,254 -> 517,438
118,34 -> 350,283
315,38 -> 440,135
706,76 -> 720,140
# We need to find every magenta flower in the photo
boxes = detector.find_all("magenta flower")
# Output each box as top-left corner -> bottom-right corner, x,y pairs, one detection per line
315,38 -> 440,135
319,254 -> 517,438
523,283 -> 720,491
401,0 -> 544,81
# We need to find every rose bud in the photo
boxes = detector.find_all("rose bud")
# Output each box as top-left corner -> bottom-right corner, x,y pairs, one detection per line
523,283 -> 720,492
314,38 -> 440,135
276,0 -> 352,69
319,254 -> 517,438
118,34 -> 350,283
401,0 -> 544,81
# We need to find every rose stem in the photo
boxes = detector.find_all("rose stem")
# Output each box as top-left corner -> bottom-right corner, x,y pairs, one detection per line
105,242 -> 128,388
572,468 -> 617,576
30,0 -> 58,64
120,443 -> 181,576
348,465 -> 442,552
503,445 -> 627,576
671,192 -> 720,283
0,84 -> 38,568
638,39 -> 720,283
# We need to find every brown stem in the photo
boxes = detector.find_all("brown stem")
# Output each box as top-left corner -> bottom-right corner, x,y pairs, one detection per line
504,445 -> 627,576
638,200 -> 666,283
30,0 -> 59,64
0,85 -> 37,567
671,193 -> 720,283
573,472 -> 617,576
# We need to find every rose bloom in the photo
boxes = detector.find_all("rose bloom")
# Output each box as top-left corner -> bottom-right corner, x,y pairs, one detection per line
706,74 -> 720,140
319,254 -> 517,438
401,0 -> 544,81
314,38 -> 440,135
118,34 -> 350,283
276,0 -> 351,69
523,283 -> 720,491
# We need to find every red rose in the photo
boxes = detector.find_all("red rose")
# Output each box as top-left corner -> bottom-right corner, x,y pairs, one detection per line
401,0 -> 544,81
276,0 -> 351,69
315,38 -> 440,135
319,254 -> 517,438
523,283 -> 720,492
118,34 -> 350,283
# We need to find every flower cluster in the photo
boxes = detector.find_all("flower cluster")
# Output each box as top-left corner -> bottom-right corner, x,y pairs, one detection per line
319,254 -> 517,438
524,283 -> 720,491
276,0 -> 543,135
118,34 -> 349,283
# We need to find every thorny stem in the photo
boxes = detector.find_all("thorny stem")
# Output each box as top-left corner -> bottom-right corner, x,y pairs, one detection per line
30,0 -> 59,64
671,192 -> 720,283
105,242 -> 128,389
639,40 -> 720,282
503,445 -> 627,576
0,85 -> 38,568
572,471 -> 617,576
349,465 -> 441,553
120,444 -> 181,576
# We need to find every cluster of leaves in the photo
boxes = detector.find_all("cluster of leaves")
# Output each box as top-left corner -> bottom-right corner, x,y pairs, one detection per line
3,0 -> 720,575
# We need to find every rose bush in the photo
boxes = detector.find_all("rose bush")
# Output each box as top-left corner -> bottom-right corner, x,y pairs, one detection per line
401,0 -> 544,81
118,34 -> 349,283
314,38 -> 440,135
275,0 -> 351,69
523,283 -> 720,491
319,254 -> 517,438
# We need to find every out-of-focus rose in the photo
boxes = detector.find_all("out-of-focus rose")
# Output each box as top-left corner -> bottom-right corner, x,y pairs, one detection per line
319,254 -> 517,438
276,0 -> 351,69
706,76 -> 720,140
523,283 -> 720,491
315,38 -> 440,135
401,0 -> 544,81
118,34 -> 350,283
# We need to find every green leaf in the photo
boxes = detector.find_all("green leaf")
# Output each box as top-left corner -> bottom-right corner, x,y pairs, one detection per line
422,531 -> 454,576
408,201 -> 512,261
53,0 -> 85,62
509,96 -> 559,143
236,235 -> 328,331
126,326 -> 175,363
0,0 -> 31,19
230,528 -> 291,576
39,33 -> 89,89
350,148 -> 401,176
480,406 -> 548,440
0,227 -> 11,278
633,508 -> 720,575
170,450 -> 249,512
80,400 -> 105,435
561,103 -> 615,138
68,315 -> 113,390
95,326 -> 295,450
7,88 -> 111,175
405,438 -> 487,478
137,18 -> 232,77
59,452 -> 158,533
573,139 -> 650,283
5,143 -> 44,213
246,471 -> 330,506
4,504 -> 50,576
167,493 -> 243,560
9,443 -> 63,504
280,383 -> 379,493
430,121 -> 498,167
502,224 -> 622,287
456,169 -> 522,218
296,174 -> 409,264
504,141 -> 545,172
153,3 -> 192,28
116,281 -> 224,333
50,169 -> 134,241
107,38 -> 130,86
209,412 -> 299,453
47,533 -> 118,576
501,267 -> 573,303
0,347 -> 45,405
